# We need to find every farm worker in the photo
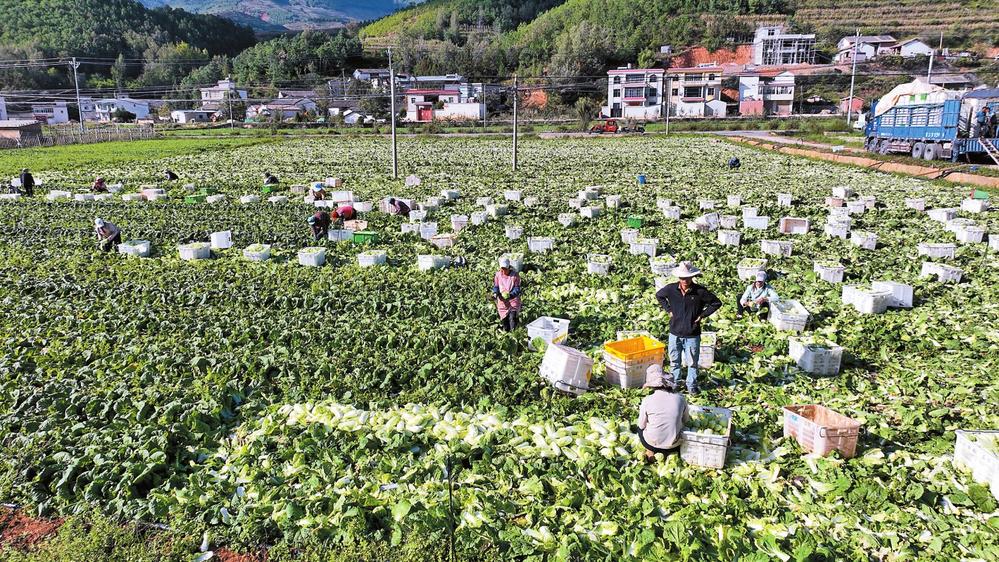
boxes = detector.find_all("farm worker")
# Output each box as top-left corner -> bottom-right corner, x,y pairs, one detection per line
91,177 -> 108,193
387,197 -> 411,218
737,271 -> 780,320
263,172 -> 279,185
311,184 -> 326,201
163,169 -> 179,181
727,157 -> 741,170
654,261 -> 722,396
19,168 -> 34,196
94,218 -> 121,253
307,210 -> 331,240
493,257 -> 522,332
975,106 -> 990,138
330,204 -> 356,225
990,110 -> 998,138
636,364 -> 690,461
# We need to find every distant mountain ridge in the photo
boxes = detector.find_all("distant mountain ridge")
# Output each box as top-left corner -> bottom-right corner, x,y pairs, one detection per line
139,1 -> 426,30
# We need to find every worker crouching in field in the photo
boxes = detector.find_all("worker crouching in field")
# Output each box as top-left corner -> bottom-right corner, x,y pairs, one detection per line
263,172 -> 279,185
737,272 -> 780,320
307,211 -> 331,241
636,364 -> 690,462
493,257 -> 522,332
330,204 -> 356,226
92,177 -> 108,193
387,197 -> 410,218
19,168 -> 34,197
311,184 -> 326,200
655,261 -> 721,395
728,157 -> 741,170
94,218 -> 121,252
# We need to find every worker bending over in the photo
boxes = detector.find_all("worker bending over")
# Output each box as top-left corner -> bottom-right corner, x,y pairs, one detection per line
92,177 -> 108,193
387,197 -> 410,218
307,210 -> 331,240
94,218 -> 121,252
330,204 -> 356,226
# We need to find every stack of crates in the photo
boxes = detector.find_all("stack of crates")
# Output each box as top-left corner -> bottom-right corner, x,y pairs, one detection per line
603,336 -> 666,389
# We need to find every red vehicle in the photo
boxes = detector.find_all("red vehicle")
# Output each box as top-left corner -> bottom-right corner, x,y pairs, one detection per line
588,119 -> 645,134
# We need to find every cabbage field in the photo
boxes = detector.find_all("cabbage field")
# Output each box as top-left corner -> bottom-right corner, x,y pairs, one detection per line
0,136 -> 997,560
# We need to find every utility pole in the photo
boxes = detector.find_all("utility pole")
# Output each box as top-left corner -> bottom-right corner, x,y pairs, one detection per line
227,92 -> 234,130
512,74 -> 518,172
388,47 -> 398,180
846,29 -> 860,127
928,31 -> 943,81
664,72 -> 671,136
70,57 -> 85,133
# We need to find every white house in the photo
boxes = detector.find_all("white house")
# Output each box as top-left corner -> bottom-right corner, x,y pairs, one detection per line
739,71 -> 796,116
0,97 -> 7,121
667,66 -> 725,117
403,89 -> 484,122
94,98 -> 151,121
753,26 -> 816,66
30,102 -> 70,125
352,69 -> 394,90
200,79 -> 248,104
881,39 -> 934,58
402,74 -> 465,91
602,67 -> 664,120
171,109 -> 215,124
835,35 -> 896,63
248,98 -> 318,121
78,97 -> 97,122
342,110 -> 375,125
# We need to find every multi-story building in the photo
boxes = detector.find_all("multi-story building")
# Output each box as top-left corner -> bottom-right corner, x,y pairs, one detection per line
601,66 -> 664,120
738,71 -> 796,116
753,26 -> 815,66
94,98 -> 151,121
199,79 -> 248,104
403,88 -> 484,122
666,66 -> 726,117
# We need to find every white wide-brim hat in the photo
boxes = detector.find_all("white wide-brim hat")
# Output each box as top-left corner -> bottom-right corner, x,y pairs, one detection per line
672,261 -> 702,278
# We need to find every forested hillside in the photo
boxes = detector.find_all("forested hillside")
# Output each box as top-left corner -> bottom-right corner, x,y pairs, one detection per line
139,1 -> 426,30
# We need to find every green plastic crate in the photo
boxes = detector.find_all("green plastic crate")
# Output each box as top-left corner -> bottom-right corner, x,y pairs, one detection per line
261,185 -> 276,194
199,187 -> 218,196
627,215 -> 644,228
184,195 -> 207,204
972,190 -> 989,200
352,231 -> 379,244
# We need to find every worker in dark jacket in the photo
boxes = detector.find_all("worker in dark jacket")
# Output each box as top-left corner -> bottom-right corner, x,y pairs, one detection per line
92,177 -> 108,193
727,157 -> 741,170
387,197 -> 410,218
163,169 -> 179,181
307,210 -> 331,240
263,172 -> 279,185
19,168 -> 34,196
94,218 -> 122,252
975,106 -> 990,138
654,261 -> 722,395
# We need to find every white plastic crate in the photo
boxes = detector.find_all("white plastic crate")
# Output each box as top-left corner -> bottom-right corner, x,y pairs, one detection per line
904,198 -> 925,211
770,300 -> 809,332
956,226 -> 986,244
852,288 -> 892,314
927,208 -> 958,223
441,189 -> 460,201
990,235 -> 999,252
832,186 -> 854,199
828,206 -> 850,219
954,431 -> 999,501
178,243 -> 211,261
737,258 -> 767,280
761,240 -> 793,257
487,204 -> 508,218
945,218 -> 976,234
604,357 -> 660,389
783,405 -> 861,458
141,188 -> 165,200
527,237 -> 554,253
744,215 -> 770,230
579,189 -> 598,201
240,195 -> 260,204
698,199 -> 715,210
298,248 -> 326,267
353,201 -> 374,213
695,212 -> 720,231
505,225 -> 523,240
846,201 -> 867,215
871,281 -> 913,308
118,240 -> 151,258
430,234 -> 457,249
920,262 -> 963,283
243,244 -> 272,262
409,209 -> 428,222
504,190 -> 522,201
720,215 -> 738,229
357,251 -> 387,268
662,206 -> 682,220
726,195 -> 742,208
46,190 -> 72,201
0,193 -> 20,201
122,193 -> 143,202
656,198 -> 674,211
680,406 -> 733,469
718,229 -> 741,246
961,198 -> 989,213
540,344 -> 593,396
586,254 -> 611,276
646,255 -> 675,276
267,195 -> 288,205
687,221 -> 710,234
813,261 -> 845,283
567,198 -> 584,209
917,242 -> 956,259
741,206 -> 758,219
523,196 -> 539,207
859,196 -> 877,210
580,206 -> 601,219
824,221 -> 850,239
629,238 -> 658,258
471,211 -> 488,226
789,338 -> 843,376
324,177 -> 343,187
206,194 -> 226,204
606,195 -> 622,209
329,229 -> 354,242
850,231 -> 877,250
777,193 -> 793,207
94,193 -> 112,201
401,223 -> 420,235
501,253 -> 524,272
327,190 -> 353,203
825,197 -> 845,208
527,317 -> 570,350
417,255 -> 451,271
419,222 -> 438,240
210,231 -> 232,250
778,217 -> 810,235
74,193 -> 95,202
620,228 -> 640,244
557,213 -> 576,227
450,214 -> 469,232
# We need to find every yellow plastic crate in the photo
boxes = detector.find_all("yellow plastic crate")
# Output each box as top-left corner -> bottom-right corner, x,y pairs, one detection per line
604,336 -> 665,363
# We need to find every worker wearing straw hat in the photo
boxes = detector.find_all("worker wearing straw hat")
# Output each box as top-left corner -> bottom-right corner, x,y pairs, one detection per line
654,261 -> 721,395
636,364 -> 690,462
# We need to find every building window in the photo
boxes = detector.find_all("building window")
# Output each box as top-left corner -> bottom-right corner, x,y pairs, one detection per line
625,74 -> 643,83
411,98 -> 416,103
612,89 -> 620,98
624,87 -> 644,98
648,88 -> 658,98
684,86 -> 702,98
672,89 -> 679,97
613,76 -> 621,84
685,73 -> 702,82
708,74 -> 716,81
707,87 -> 716,97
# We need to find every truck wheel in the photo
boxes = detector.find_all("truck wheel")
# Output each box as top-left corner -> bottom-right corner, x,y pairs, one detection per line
865,138 -> 877,152
911,143 -> 924,159
878,139 -> 891,155
923,143 -> 938,160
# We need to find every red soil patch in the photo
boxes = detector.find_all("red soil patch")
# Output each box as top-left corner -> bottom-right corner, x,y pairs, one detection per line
217,547 -> 267,562
0,507 -> 62,549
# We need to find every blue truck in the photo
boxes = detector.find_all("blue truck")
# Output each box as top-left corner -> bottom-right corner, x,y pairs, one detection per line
864,88 -> 999,162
